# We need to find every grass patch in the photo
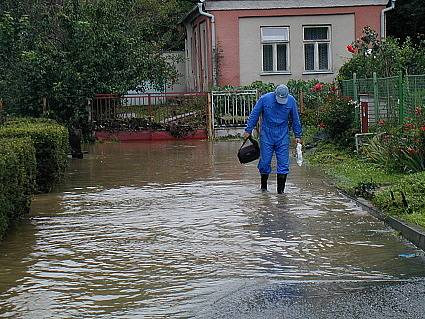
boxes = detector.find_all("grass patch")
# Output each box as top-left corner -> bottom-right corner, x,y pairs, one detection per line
373,172 -> 425,224
307,143 -> 400,193
306,143 -> 425,228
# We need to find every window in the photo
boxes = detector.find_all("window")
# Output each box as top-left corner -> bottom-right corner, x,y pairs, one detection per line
303,26 -> 331,72
261,27 -> 289,73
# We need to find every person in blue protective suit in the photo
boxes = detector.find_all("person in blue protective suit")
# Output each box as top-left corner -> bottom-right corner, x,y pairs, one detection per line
243,84 -> 303,194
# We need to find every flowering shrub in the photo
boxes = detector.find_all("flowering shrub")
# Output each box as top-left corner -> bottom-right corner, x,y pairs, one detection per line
338,26 -> 425,80
286,79 -> 337,126
317,95 -> 357,147
363,105 -> 425,173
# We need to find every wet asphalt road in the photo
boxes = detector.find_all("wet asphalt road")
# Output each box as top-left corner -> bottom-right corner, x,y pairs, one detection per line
200,279 -> 425,318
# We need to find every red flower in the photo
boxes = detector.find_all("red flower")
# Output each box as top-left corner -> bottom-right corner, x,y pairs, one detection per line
377,119 -> 385,126
318,122 -> 326,129
421,125 -> 425,131
312,83 -> 324,92
347,44 -> 356,53
415,107 -> 422,115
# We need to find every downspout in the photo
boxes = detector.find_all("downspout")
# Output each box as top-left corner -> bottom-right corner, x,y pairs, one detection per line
198,1 -> 217,87
381,0 -> 396,39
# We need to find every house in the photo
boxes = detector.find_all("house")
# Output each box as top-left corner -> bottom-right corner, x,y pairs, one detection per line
180,0 -> 395,91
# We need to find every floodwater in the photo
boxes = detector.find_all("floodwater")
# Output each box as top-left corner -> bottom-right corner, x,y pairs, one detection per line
0,141 -> 424,318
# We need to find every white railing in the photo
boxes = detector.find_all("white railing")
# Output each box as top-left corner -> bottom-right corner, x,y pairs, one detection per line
211,90 -> 258,129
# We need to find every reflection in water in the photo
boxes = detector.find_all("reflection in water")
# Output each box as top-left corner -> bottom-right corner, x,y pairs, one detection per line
0,140 -> 424,318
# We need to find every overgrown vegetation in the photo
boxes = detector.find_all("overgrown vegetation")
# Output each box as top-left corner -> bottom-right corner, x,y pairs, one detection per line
0,137 -> 36,239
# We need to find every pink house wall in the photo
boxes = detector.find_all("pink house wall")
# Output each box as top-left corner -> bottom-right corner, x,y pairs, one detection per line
212,6 -> 385,87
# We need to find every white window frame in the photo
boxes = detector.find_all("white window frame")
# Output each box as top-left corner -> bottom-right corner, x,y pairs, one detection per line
303,25 -> 332,73
260,26 -> 290,74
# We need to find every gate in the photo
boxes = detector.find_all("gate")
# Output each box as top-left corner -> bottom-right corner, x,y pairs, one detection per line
210,90 -> 258,138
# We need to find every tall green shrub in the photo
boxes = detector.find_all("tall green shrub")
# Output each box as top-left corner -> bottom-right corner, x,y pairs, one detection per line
0,138 -> 36,239
0,119 -> 69,192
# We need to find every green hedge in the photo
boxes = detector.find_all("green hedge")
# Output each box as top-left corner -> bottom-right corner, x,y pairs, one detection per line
0,138 -> 36,239
0,118 -> 69,192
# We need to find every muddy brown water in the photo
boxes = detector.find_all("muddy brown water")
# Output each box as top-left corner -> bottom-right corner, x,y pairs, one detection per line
0,141 -> 424,318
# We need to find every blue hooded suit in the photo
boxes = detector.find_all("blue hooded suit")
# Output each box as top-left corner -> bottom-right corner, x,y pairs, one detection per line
244,92 -> 302,175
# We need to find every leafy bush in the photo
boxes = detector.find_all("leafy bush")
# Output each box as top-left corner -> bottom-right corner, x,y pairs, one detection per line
0,118 -> 69,192
316,95 -> 357,147
244,81 -> 276,95
288,79 -> 338,127
0,138 -> 36,239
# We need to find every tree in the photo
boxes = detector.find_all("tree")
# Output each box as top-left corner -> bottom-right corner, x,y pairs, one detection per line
0,0 -> 192,127
387,0 -> 425,41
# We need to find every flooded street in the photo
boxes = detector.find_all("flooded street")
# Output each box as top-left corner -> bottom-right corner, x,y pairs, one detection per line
1,141 -> 425,318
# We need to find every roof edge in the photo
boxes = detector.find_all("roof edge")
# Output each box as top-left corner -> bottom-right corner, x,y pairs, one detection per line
205,0 -> 389,11
178,4 -> 199,25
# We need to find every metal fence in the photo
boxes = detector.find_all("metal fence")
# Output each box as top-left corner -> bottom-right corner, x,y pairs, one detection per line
90,92 -> 208,125
210,90 -> 258,128
340,73 -> 425,131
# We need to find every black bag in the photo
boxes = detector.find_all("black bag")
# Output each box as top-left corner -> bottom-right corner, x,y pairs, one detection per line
237,136 -> 260,164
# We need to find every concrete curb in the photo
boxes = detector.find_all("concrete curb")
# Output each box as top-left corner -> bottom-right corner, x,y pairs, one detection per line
339,189 -> 425,251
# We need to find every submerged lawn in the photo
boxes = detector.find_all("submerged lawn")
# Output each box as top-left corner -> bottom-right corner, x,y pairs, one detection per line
306,143 -> 425,229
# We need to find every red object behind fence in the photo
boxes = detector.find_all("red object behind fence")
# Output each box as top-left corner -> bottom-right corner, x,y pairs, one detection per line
361,101 -> 369,133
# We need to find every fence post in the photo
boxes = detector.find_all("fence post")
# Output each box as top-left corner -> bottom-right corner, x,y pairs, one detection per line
398,70 -> 405,124
353,73 -> 360,129
207,92 -> 213,140
299,90 -> 305,114
373,72 -> 379,124
147,93 -> 152,122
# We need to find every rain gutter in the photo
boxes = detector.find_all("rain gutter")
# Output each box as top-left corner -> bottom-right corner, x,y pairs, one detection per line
381,0 -> 396,38
198,1 -> 217,87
